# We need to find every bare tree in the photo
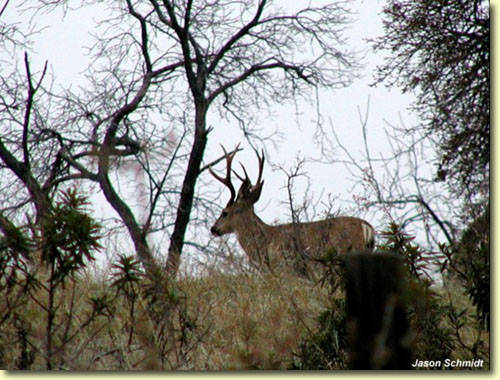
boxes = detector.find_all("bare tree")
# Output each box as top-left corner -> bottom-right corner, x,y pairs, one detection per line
2,0 -> 359,277
0,54 -> 51,231
326,99 -> 460,253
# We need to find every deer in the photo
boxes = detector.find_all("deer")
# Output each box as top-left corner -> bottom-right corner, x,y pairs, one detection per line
209,145 -> 375,278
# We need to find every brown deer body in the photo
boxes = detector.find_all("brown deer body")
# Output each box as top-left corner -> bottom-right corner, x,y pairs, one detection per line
209,145 -> 375,276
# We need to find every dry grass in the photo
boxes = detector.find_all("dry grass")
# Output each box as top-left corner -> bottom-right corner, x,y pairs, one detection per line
0,255 -> 489,370
0,258 -> 332,370
180,268 -> 330,369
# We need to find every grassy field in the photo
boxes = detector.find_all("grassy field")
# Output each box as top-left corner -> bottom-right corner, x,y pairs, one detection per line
0,253 -> 490,370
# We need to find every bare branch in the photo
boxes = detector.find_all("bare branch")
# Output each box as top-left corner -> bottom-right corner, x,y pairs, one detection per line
0,0 -> 10,19
207,0 -> 267,74
22,53 -> 48,168
207,59 -> 312,105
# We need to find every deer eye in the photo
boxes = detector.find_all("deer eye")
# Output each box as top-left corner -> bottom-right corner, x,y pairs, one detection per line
221,210 -> 229,217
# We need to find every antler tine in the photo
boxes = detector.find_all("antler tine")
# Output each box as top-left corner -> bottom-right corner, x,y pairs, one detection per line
254,147 -> 265,186
232,146 -> 265,187
237,163 -> 251,182
209,144 -> 240,204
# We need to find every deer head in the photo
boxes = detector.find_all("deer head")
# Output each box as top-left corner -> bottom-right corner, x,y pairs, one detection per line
209,145 -> 264,236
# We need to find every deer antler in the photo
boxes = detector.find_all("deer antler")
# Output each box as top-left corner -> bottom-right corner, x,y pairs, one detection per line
209,144 -> 240,205
233,146 -> 265,203
254,147 -> 265,187
234,146 -> 265,188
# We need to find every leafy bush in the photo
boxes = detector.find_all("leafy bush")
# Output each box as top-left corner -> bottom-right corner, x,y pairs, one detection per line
448,207 -> 489,329
0,188 -> 103,369
291,223 -> 488,370
290,298 -> 347,370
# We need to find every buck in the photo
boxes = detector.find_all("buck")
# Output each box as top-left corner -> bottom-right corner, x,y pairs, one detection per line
209,145 -> 375,277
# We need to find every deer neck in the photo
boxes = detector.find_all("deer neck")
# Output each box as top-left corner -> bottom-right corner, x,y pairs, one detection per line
233,209 -> 271,260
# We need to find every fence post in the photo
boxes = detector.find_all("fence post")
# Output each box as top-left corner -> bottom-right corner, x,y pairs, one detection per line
344,251 -> 413,369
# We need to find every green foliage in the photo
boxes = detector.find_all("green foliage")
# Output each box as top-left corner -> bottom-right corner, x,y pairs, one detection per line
380,223 -> 490,366
292,223 -> 488,370
378,223 -> 438,279
0,188 -> 104,369
41,188 -> 102,281
406,279 -> 454,363
290,298 -> 347,370
374,0 -> 489,199
289,248 -> 348,369
446,207 -> 490,328
377,224 -> 455,362
111,254 -> 143,299
88,292 -> 114,317
0,217 -> 34,294
0,219 -> 32,259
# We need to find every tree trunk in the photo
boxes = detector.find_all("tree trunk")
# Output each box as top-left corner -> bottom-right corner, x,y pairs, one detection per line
98,173 -> 158,274
165,104 -> 208,276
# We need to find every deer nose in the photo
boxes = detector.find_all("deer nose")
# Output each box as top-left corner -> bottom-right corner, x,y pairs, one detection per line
211,226 -> 221,236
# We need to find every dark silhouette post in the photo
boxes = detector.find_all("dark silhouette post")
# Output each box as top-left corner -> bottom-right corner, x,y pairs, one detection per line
344,251 -> 413,369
